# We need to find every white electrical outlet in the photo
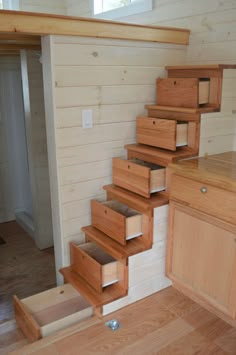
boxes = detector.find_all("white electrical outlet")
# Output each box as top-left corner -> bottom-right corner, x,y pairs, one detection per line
82,109 -> 93,128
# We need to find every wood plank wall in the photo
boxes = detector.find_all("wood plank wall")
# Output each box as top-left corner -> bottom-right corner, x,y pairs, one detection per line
42,35 -> 186,270
68,0 -> 236,155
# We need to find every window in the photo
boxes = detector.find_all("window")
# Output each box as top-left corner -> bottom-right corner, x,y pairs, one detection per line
93,0 -> 152,20
0,1 -> 3,9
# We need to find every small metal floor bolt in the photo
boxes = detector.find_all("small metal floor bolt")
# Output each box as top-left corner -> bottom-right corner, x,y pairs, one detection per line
105,319 -> 121,331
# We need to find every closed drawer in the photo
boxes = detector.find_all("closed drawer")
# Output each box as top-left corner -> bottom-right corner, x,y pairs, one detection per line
136,116 -> 188,151
91,199 -> 142,246
157,78 -> 210,108
70,242 -> 122,293
112,157 -> 166,198
170,174 -> 236,224
14,284 -> 93,342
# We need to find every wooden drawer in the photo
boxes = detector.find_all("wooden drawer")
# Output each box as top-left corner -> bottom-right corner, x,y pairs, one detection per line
157,78 -> 210,108
112,157 -> 166,198
170,174 -> 236,224
70,242 -> 121,293
91,199 -> 142,246
136,116 -> 188,151
14,284 -> 93,342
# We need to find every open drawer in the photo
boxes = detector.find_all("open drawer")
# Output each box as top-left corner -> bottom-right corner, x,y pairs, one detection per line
112,157 -> 166,198
91,199 -> 142,245
136,116 -> 188,151
70,242 -> 124,294
156,77 -> 210,108
13,284 -> 93,342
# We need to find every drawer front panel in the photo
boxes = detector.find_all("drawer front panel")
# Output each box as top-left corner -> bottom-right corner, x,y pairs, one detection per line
112,158 -> 150,198
91,200 -> 142,245
136,116 -> 177,151
171,174 -> 236,224
70,242 -> 119,293
91,200 -> 126,245
157,78 -> 199,108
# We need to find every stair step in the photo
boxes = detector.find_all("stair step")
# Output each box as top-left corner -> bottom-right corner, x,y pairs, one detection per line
82,225 -> 149,259
166,64 -> 236,70
103,184 -> 168,216
60,266 -> 126,307
125,144 -> 197,167
145,104 -> 217,118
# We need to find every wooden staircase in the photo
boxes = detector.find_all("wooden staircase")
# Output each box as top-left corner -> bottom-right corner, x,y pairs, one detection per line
14,64 -> 236,344
60,64 -> 235,316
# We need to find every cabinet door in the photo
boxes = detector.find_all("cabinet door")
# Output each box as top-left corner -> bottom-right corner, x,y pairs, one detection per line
167,201 -> 236,319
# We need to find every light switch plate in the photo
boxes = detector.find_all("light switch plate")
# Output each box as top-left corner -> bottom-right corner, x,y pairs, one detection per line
82,109 -> 93,128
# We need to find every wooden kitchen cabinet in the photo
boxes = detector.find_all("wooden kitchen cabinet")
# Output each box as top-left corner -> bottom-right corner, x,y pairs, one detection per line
167,201 -> 236,319
167,152 -> 236,321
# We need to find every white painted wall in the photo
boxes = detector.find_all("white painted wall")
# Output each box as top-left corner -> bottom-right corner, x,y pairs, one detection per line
19,0 -> 66,14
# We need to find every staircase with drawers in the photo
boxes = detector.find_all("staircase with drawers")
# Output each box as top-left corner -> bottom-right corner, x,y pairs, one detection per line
14,64 -> 236,342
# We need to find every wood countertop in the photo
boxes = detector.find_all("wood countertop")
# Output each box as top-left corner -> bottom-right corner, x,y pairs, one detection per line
168,151 -> 236,193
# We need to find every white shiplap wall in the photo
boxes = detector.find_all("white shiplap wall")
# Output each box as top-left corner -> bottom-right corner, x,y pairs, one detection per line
65,0 -> 236,155
42,35 -> 187,278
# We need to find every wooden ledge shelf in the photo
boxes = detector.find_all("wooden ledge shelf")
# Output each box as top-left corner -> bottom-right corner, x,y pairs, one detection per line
0,10 -> 190,46
82,225 -> 150,260
60,267 -> 126,307
103,184 -> 169,216
125,144 -> 198,167
145,105 -> 217,121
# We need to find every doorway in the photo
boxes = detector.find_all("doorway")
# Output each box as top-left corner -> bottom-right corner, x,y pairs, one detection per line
0,51 -> 56,324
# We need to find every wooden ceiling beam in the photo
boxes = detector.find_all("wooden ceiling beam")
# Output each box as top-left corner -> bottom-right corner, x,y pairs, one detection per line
0,10 -> 190,45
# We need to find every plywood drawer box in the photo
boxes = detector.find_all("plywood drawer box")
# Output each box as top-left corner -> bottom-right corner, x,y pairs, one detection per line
136,116 -> 188,151
157,78 -> 210,108
91,199 -> 142,246
14,284 -> 93,342
112,157 -> 166,198
170,174 -> 236,224
70,242 -> 122,293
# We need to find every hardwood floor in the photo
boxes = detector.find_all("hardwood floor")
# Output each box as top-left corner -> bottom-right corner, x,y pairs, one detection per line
4,287 -> 236,355
0,221 -> 56,324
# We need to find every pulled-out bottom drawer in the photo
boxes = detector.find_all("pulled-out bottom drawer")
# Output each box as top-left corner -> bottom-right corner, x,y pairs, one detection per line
14,284 -> 93,342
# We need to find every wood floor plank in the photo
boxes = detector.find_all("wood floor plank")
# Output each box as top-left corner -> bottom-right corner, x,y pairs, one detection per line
214,327 -> 236,354
54,299 -> 177,355
158,330 -> 227,355
115,318 -> 193,354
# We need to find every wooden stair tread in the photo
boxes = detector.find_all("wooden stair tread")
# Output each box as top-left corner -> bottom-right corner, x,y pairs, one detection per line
166,64 -> 236,70
82,225 -> 150,259
103,184 -> 168,216
145,104 -> 217,114
60,266 -> 126,307
125,144 -> 197,167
